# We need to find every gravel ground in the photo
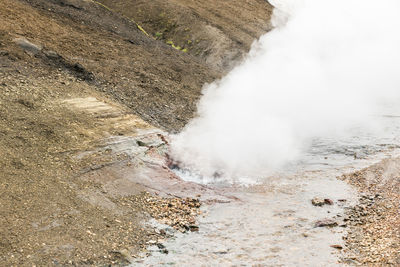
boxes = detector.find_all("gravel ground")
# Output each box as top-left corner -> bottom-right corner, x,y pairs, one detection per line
339,158 -> 400,265
0,0 -> 271,265
4,1 -> 399,266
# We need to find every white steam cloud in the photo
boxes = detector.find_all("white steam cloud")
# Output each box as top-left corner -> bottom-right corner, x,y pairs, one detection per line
171,0 -> 400,179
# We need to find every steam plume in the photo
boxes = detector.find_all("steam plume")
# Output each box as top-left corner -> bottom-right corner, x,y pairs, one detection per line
171,0 -> 400,180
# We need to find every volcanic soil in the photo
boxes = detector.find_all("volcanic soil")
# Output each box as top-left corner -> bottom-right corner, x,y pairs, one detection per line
0,0 -> 272,265
1,0 -> 399,266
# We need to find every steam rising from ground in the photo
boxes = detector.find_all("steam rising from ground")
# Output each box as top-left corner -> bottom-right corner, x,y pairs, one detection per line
171,0 -> 400,179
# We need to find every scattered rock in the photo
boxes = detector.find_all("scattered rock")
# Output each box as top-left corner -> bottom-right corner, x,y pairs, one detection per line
156,243 -> 168,254
159,248 -> 168,254
213,251 -> 228,255
136,140 -> 148,147
312,197 -> 334,206
156,243 -> 166,249
124,192 -> 201,233
311,197 -> 325,206
147,240 -> 157,245
342,258 -> 359,265
14,37 -> 42,55
70,63 -> 94,81
314,219 -> 338,228
58,0 -> 83,10
43,49 -> 61,59
188,225 -> 199,232
340,164 -> 400,265
17,99 -> 35,109
127,39 -> 139,45
110,249 -> 133,264
0,50 -> 9,56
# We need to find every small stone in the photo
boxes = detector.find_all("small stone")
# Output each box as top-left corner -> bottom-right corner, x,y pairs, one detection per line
324,199 -> 334,205
43,50 -> 61,59
160,248 -> 168,254
311,197 -> 325,206
136,140 -> 148,147
330,244 -> 343,249
14,37 -> 42,55
189,225 -> 199,232
118,249 -> 133,263
156,243 -> 166,249
314,219 -> 338,227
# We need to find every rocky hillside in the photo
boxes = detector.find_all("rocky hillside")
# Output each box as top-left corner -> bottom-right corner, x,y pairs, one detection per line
0,0 -> 272,265
97,0 -> 272,71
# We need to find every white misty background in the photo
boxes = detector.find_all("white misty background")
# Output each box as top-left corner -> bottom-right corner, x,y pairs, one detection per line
171,0 -> 400,180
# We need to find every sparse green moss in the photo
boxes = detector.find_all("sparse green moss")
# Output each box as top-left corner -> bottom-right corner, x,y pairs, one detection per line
155,32 -> 163,39
165,40 -> 188,52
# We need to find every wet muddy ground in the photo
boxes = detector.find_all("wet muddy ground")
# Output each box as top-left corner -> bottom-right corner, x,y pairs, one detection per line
136,174 -> 356,266
135,112 -> 400,266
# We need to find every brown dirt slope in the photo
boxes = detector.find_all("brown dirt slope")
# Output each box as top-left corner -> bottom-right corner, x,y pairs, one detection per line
3,0 -> 217,132
98,0 -> 273,71
4,0 -> 272,131
0,46 -> 153,266
0,0 -> 273,265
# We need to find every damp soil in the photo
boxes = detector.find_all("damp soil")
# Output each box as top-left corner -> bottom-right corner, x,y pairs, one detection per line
137,173 -> 357,266
138,129 -> 400,266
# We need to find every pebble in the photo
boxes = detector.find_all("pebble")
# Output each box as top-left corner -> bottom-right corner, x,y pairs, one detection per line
311,197 -> 325,206
314,219 -> 338,228
13,37 -> 42,55
311,197 -> 334,206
